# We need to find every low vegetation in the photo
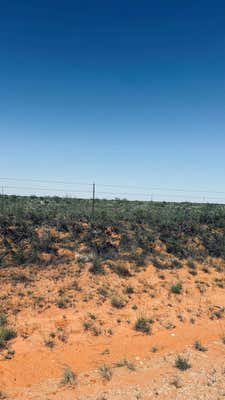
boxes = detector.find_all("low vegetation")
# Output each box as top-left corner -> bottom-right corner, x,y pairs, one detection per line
174,355 -> 191,371
98,364 -> 113,381
61,367 -> 76,385
111,295 -> 127,309
0,327 -> 17,348
0,313 -> 7,327
113,358 -> 135,371
0,195 -> 225,398
194,340 -> 207,352
134,316 -> 152,334
170,282 -> 183,294
1,195 -> 225,270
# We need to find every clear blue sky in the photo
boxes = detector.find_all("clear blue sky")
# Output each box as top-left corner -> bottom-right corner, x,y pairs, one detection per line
0,0 -> 224,201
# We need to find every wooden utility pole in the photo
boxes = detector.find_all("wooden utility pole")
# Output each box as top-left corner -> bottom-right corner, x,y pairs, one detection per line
92,182 -> 95,218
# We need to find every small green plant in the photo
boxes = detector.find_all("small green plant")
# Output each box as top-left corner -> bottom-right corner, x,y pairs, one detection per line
174,355 -> 191,371
134,316 -> 151,334
170,282 -> 182,294
0,327 -> 17,348
114,358 -> 135,371
98,364 -> 112,380
61,367 -> 76,385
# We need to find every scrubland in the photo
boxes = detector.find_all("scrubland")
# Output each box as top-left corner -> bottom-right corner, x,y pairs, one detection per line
0,195 -> 225,399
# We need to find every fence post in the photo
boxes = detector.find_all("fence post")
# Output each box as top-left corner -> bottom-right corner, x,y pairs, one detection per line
92,182 -> 95,218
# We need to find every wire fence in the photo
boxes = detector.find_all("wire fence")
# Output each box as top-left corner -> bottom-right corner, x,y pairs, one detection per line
0,177 -> 225,204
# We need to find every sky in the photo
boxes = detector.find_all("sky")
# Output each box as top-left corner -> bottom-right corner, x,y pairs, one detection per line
0,0 -> 224,202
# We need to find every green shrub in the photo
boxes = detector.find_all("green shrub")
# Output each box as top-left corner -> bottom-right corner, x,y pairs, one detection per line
170,282 -> 182,294
134,317 -> 151,334
0,327 -> 17,348
175,355 -> 191,370
1,195 -> 225,270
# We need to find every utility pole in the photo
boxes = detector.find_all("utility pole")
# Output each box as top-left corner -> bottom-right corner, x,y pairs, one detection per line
1,186 -> 4,212
92,182 -> 95,218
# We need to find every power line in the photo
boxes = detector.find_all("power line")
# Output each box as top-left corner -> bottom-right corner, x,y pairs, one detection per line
1,184 -> 225,203
2,185 -> 92,195
0,177 -> 92,187
0,177 -> 225,195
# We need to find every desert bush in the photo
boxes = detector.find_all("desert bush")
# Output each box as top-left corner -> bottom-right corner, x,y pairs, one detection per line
32,230 -> 56,253
98,364 -> 112,380
111,296 -> 126,309
194,340 -> 207,352
113,358 -> 135,370
89,258 -> 104,274
1,195 -> 225,269
12,247 -> 27,264
109,263 -> 131,277
45,339 -> 55,349
134,316 -> 151,334
170,282 -> 182,294
174,355 -> 191,370
10,272 -> 31,284
0,327 -> 17,348
61,367 -> 76,385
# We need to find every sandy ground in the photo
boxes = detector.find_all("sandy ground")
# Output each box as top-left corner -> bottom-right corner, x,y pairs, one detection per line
0,260 -> 225,399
